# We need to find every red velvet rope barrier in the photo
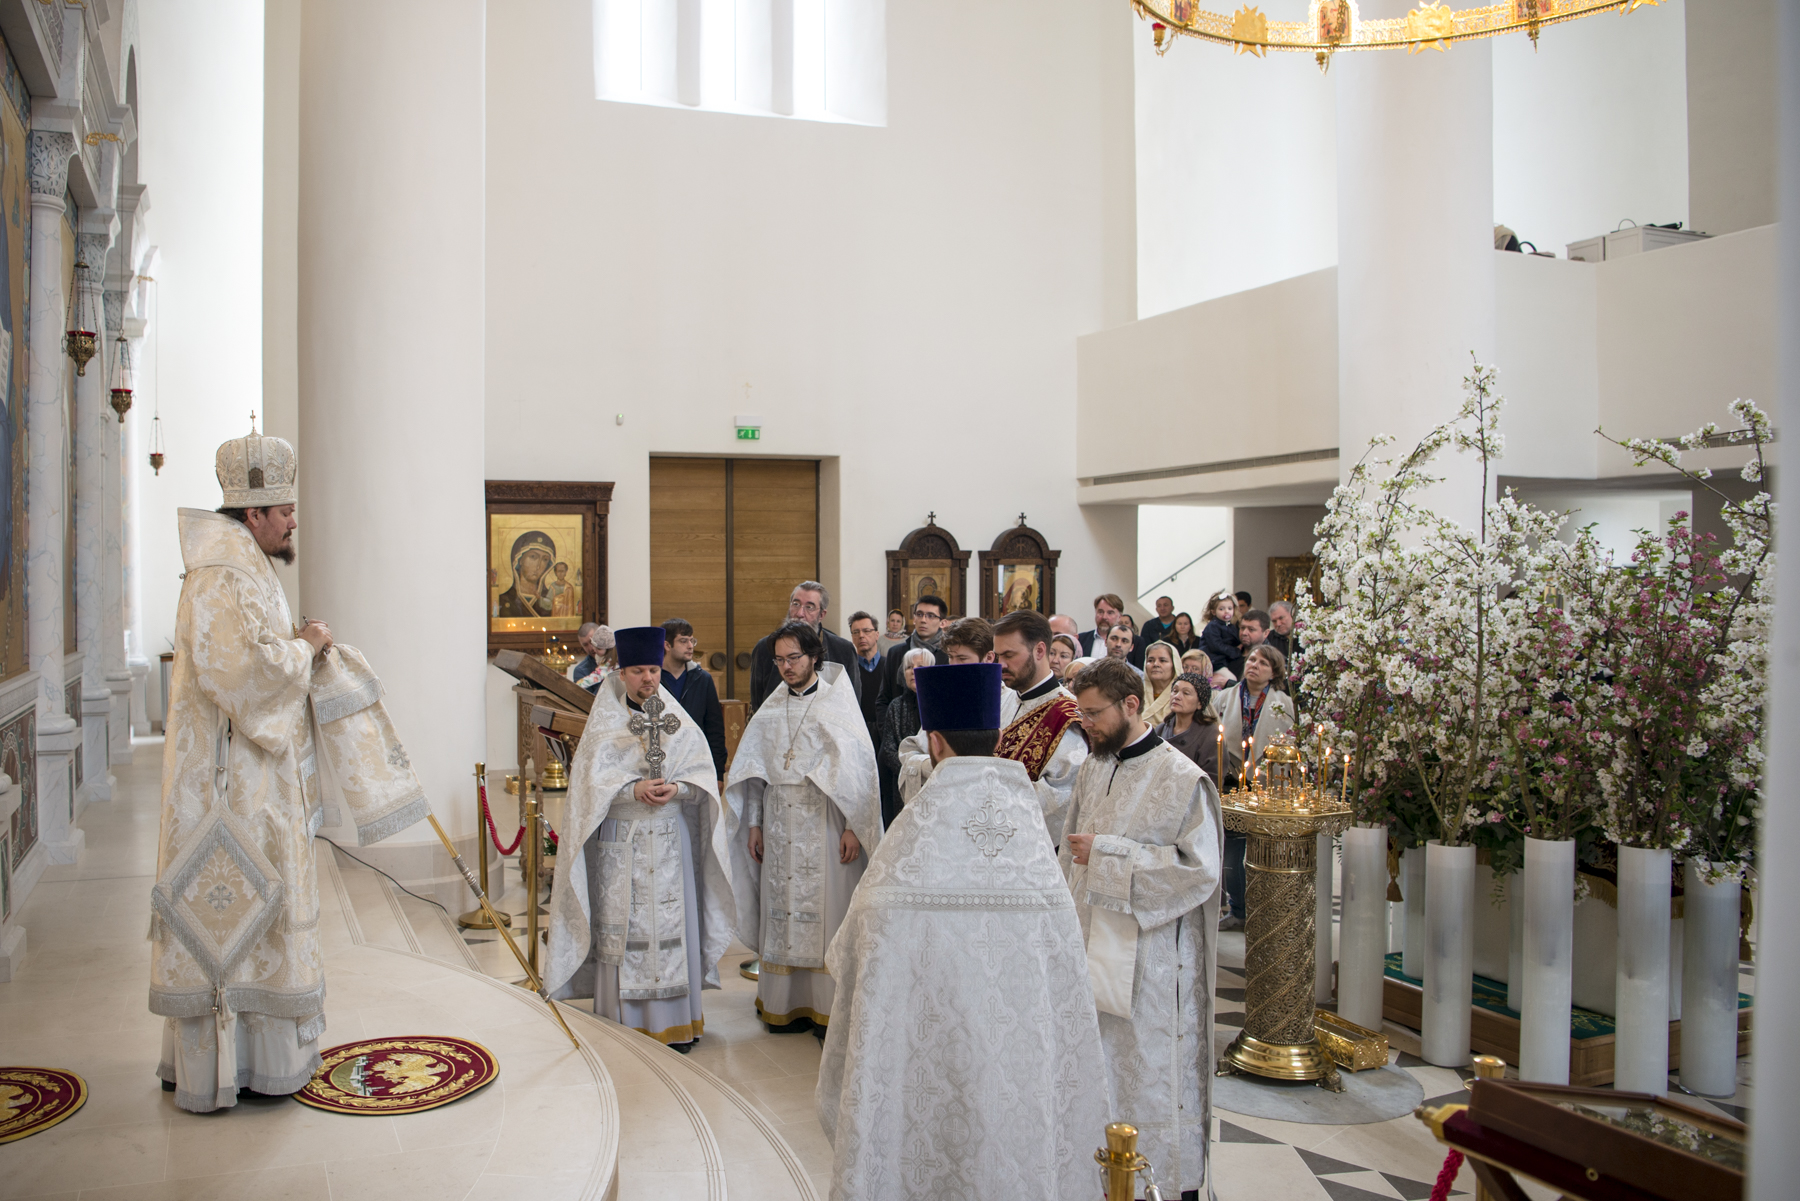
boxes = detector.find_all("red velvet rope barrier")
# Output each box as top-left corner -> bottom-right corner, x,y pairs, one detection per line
480,778 -> 526,856
1428,1150 -> 1464,1201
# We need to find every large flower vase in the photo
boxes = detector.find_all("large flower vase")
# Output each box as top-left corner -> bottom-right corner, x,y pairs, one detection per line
1402,846 -> 1426,977
1338,824 -> 1388,1030
1614,845 -> 1673,1094
1507,871 -> 1524,1013
1679,861 -> 1741,1097
1519,837 -> 1574,1084
1315,833 -> 1335,1006
1422,841 -> 1476,1066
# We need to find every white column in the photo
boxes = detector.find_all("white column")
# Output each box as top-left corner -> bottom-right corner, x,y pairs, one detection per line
101,284 -> 131,762
25,128 -> 81,864
297,0 -> 486,891
1335,11 -> 1495,526
74,228 -> 114,802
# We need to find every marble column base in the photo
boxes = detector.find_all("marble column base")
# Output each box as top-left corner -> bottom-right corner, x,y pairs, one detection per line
35,721 -> 83,866
81,688 -> 112,803
129,660 -> 150,736
0,923 -> 25,982
107,673 -> 133,762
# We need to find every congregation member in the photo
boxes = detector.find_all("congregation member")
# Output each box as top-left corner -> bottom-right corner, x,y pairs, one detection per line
572,622 -> 616,693
1048,631 -> 1080,677
1199,591 -> 1244,680
992,609 -> 1089,843
1078,592 -> 1130,657
846,610 -> 886,743
1214,643 -> 1296,931
547,627 -> 735,1053
747,581 -> 863,711
725,621 -> 882,1036
1237,609 -> 1278,693
817,663 -> 1110,1200
1048,613 -> 1081,642
895,617 -> 995,803
1235,590 -> 1253,612
1139,594 -> 1176,644
877,647 -> 933,827
660,617 -> 727,780
1115,612 -> 1147,668
1180,647 -> 1211,678
1140,640 -> 1180,726
877,594 -> 948,705
1158,671 -> 1222,784
1062,657 -> 1224,1200
1165,611 -> 1201,655
1104,622 -> 1141,673
878,607 -> 908,654
1267,600 -> 1300,662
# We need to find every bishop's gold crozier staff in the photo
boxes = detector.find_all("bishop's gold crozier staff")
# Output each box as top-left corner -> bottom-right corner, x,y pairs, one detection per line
427,808 -> 579,1049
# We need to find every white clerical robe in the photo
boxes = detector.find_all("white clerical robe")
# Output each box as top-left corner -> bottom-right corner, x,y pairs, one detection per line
1060,732 -> 1223,1197
818,755 -> 1111,1200
151,510 -> 430,1113
546,674 -> 736,1044
723,664 -> 882,1027
896,677 -> 1087,842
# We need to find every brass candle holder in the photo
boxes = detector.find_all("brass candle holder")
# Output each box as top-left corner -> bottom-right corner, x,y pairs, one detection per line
1217,730 -> 1352,1091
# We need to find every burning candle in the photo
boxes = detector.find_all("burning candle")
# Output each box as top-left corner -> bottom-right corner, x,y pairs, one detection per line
1340,751 -> 1351,807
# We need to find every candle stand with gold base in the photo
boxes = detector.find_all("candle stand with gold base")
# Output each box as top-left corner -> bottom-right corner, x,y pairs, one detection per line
1217,731 -> 1353,1092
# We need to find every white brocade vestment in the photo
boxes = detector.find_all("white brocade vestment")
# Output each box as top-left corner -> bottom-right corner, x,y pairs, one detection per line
1060,734 -> 1224,1196
150,510 -> 430,1113
545,675 -> 736,1044
817,755 -> 1111,1201
723,664 -> 882,1026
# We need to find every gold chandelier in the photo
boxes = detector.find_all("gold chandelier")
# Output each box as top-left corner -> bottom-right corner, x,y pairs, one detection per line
1132,0 -> 1662,71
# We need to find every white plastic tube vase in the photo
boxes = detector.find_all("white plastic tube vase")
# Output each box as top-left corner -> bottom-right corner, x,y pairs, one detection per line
1315,833 -> 1335,1005
1520,837 -> 1574,1084
1423,840 -> 1476,1066
1403,845 -> 1426,977
1615,845 -> 1672,1094
1339,824 -> 1388,1030
1679,861 -> 1741,1097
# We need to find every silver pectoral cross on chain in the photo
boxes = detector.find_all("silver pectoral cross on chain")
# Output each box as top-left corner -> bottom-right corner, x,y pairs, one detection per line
628,694 -> 682,778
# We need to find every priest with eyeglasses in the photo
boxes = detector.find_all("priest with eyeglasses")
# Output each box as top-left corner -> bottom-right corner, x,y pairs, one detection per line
723,620 -> 882,1037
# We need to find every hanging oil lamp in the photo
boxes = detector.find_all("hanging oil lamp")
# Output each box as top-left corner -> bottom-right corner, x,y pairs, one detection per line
108,334 -> 134,422
149,411 -> 165,475
64,257 -> 99,376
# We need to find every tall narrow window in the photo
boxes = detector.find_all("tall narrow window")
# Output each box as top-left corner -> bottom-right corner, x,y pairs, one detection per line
593,0 -> 885,125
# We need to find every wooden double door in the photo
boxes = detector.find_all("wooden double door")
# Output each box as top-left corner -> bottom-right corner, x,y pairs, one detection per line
649,457 -> 819,700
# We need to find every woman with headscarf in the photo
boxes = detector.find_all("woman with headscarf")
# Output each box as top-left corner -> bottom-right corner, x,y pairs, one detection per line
1048,633 -> 1080,679
1138,641 -> 1181,727
1156,671 -> 1221,785
1212,643 -> 1295,930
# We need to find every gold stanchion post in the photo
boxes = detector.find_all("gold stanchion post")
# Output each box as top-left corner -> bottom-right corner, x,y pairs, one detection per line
458,762 -> 512,930
522,774 -> 543,981
1095,1123 -> 1149,1200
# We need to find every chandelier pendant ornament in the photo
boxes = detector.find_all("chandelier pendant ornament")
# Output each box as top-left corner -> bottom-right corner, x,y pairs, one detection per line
1134,0 -> 1660,70
64,258 -> 100,376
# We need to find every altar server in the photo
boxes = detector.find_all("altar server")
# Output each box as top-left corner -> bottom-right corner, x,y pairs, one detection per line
152,423 -> 431,1112
724,620 -> 882,1034
1062,655 -> 1225,1200
546,626 -> 736,1051
817,663 -> 1110,1201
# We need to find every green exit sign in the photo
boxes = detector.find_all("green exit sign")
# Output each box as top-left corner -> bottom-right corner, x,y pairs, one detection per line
736,427 -> 760,440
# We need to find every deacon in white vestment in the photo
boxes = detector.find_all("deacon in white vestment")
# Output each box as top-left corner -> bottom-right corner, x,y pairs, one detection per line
818,663 -> 1111,1201
151,425 -> 430,1113
1062,656 -> 1224,1200
546,627 -> 736,1048
724,621 -> 882,1032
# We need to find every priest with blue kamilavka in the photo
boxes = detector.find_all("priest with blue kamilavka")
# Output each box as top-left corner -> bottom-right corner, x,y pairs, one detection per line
546,626 -> 736,1053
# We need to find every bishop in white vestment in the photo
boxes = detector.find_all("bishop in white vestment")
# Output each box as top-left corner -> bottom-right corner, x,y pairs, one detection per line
1061,657 -> 1224,1199
818,663 -> 1111,1201
546,627 -> 736,1048
151,426 -> 430,1112
724,621 -> 882,1032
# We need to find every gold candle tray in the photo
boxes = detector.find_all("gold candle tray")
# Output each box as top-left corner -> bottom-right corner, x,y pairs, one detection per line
1314,1009 -> 1390,1072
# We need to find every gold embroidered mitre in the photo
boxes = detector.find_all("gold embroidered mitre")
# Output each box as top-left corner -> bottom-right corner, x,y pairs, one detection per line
215,417 -> 297,508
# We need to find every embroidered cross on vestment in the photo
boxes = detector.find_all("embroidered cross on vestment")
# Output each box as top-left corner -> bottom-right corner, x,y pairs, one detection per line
628,695 -> 682,778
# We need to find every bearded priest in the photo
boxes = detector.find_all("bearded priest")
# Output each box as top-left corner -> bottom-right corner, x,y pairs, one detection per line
818,663 -> 1110,1200
1062,656 -> 1224,1201
991,609 -> 1087,844
545,626 -> 736,1052
724,620 -> 882,1036
152,422 -> 432,1113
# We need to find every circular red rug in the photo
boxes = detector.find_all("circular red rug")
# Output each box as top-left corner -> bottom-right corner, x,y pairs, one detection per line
295,1037 -> 498,1115
0,1067 -> 87,1143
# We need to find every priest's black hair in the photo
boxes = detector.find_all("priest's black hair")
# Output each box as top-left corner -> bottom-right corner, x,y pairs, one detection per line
215,505 -> 270,525
933,729 -> 999,758
772,619 -> 823,668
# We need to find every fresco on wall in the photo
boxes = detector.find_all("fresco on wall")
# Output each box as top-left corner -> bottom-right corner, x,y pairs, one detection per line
3,704 -> 35,867
0,34 -> 27,684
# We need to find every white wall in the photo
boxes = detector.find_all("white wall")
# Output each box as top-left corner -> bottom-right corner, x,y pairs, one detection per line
485,1 -> 1137,636
131,0 -> 266,657
1231,504 -> 1324,604
1133,25 -> 1337,319
1492,0 -> 1689,259
1137,505 -> 1230,623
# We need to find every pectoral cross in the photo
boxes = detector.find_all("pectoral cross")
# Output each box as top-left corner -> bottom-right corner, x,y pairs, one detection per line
628,694 -> 682,778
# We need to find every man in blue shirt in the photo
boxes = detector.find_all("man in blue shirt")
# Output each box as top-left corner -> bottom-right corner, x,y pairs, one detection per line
660,617 -> 728,781
847,610 -> 884,745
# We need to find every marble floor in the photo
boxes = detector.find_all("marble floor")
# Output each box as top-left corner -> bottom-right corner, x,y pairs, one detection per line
0,742 -> 1757,1200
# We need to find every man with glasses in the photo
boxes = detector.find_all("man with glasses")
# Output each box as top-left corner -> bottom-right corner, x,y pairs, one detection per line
724,621 -> 881,1037
661,617 -> 727,781
746,581 -> 864,713
875,593 -> 949,712
1062,656 -> 1224,1201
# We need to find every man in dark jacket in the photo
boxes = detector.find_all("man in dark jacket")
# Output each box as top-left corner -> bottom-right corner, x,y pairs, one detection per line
847,610 -> 886,745
660,617 -> 728,778
746,581 -> 863,713
876,594 -> 949,711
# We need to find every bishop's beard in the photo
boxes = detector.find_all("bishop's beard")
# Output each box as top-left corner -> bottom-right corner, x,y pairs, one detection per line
270,543 -> 296,566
